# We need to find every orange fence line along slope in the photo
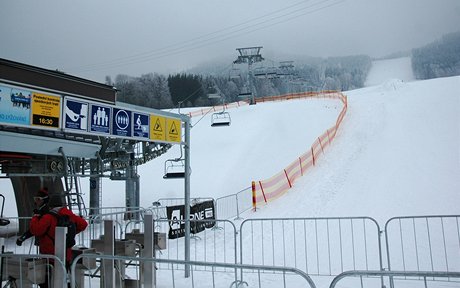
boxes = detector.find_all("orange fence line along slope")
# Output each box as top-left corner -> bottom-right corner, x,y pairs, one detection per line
187,91 -> 347,209
251,91 -> 348,209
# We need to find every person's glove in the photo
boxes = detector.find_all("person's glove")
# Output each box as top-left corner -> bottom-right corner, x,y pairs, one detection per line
16,234 -> 27,246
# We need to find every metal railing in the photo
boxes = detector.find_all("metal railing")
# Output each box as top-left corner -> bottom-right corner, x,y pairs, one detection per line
240,217 -> 383,276
215,187 -> 252,220
71,253 -> 318,288
156,197 -> 215,208
329,270 -> 460,288
135,219 -> 239,272
0,253 -> 67,287
385,215 -> 460,273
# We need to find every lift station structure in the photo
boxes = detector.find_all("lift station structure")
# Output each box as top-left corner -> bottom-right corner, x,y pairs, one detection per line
0,59 -> 192,246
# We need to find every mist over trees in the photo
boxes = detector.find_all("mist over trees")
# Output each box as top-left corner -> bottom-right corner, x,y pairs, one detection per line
412,31 -> 460,79
112,55 -> 371,109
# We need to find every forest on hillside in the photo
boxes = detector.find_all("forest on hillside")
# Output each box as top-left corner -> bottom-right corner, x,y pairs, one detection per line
111,30 -> 460,110
112,55 -> 371,109
412,31 -> 460,79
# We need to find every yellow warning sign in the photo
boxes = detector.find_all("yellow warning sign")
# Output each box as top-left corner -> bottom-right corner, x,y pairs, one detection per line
150,115 -> 166,141
166,118 -> 181,143
31,92 -> 61,128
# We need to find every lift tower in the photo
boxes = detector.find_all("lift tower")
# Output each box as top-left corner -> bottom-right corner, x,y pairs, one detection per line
233,46 -> 264,105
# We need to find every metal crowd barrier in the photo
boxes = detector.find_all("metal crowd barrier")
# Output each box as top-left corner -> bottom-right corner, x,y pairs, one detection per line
156,197 -> 215,208
215,187 -> 252,220
240,217 -> 383,276
329,270 -> 460,288
125,218 -> 238,272
71,254 -> 318,288
0,253 -> 67,288
385,215 -> 460,274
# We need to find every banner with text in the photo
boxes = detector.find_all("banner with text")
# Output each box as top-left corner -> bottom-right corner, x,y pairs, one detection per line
166,200 -> 216,239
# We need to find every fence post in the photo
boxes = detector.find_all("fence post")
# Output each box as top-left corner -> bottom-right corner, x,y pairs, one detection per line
311,147 -> 315,166
252,181 -> 257,211
284,169 -> 292,188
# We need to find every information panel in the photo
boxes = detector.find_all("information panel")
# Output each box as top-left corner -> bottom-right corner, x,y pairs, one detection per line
133,112 -> 149,139
64,97 -> 88,132
112,107 -> 132,137
31,92 -> 61,128
89,104 -> 111,135
1,82 -> 185,145
0,84 -> 31,126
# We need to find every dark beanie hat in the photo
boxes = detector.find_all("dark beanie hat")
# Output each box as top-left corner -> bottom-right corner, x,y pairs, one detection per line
37,187 -> 49,202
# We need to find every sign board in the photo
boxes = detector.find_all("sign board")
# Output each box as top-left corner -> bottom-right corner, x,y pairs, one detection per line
0,84 -> 31,126
133,112 -> 149,139
112,107 -> 132,137
63,97 -> 88,132
0,82 -> 185,145
166,118 -> 181,143
89,104 -> 111,135
150,114 -> 166,141
166,201 -> 215,239
31,92 -> 61,128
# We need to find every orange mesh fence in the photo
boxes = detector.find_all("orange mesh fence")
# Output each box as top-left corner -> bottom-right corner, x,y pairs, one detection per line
252,91 -> 348,210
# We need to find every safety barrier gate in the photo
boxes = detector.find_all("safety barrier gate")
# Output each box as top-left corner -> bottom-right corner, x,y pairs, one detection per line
240,217 -> 383,277
385,215 -> 460,274
329,270 -> 460,288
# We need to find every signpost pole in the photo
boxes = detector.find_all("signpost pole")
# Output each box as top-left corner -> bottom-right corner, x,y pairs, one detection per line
184,118 -> 191,278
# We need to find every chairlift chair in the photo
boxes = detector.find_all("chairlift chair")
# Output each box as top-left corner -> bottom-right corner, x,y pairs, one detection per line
163,158 -> 186,179
211,111 -> 231,127
229,68 -> 241,80
163,146 -> 186,179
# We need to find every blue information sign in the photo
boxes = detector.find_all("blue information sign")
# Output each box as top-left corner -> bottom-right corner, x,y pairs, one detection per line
0,85 -> 31,126
64,98 -> 88,132
112,107 -> 132,137
89,104 -> 111,134
133,112 -> 149,139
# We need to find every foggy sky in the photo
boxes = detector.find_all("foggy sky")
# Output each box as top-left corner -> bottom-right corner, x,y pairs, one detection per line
1,0 -> 459,82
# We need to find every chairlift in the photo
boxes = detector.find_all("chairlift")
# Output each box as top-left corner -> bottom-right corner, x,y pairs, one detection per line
253,67 -> 266,79
163,147 -> 186,179
208,92 -> 231,127
229,68 -> 241,80
211,111 -> 231,127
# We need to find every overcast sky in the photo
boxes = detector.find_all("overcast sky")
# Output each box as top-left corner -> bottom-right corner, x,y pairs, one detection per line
1,0 -> 459,83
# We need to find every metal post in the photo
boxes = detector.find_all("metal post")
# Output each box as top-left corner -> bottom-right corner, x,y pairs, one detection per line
103,220 -> 115,287
144,214 -> 155,288
184,119 -> 191,277
89,159 -> 100,216
54,227 -> 67,287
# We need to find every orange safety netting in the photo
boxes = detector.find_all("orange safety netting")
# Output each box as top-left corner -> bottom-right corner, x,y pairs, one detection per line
251,91 -> 348,209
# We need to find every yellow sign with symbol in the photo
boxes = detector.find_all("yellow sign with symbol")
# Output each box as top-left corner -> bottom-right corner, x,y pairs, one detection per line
31,92 -> 61,128
150,114 -> 166,141
149,114 -> 181,144
166,118 -> 181,143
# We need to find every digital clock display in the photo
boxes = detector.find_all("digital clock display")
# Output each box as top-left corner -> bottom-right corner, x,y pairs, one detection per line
32,115 -> 59,128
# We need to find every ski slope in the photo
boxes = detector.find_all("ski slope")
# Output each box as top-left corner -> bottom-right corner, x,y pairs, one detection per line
364,57 -> 415,87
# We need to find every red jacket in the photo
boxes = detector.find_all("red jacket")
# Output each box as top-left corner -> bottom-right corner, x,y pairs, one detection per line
30,207 -> 88,263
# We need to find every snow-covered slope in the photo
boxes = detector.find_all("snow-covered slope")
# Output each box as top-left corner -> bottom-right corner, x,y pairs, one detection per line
254,76 -> 460,224
365,57 -> 415,86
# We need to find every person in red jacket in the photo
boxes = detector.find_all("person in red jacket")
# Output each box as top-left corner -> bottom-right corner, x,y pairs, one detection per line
29,188 -> 88,287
